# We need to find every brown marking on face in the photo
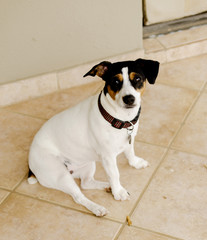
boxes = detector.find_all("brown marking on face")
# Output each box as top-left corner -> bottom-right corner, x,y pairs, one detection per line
107,85 -> 117,100
129,72 -> 146,96
106,74 -> 123,100
139,81 -> 146,96
129,72 -> 137,81
115,73 -> 123,82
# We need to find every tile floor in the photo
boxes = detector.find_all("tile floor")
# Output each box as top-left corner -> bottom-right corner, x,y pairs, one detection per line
1,53 -> 207,239
143,24 -> 207,64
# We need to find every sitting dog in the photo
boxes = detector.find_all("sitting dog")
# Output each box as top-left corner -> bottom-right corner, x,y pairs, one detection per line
28,58 -> 159,216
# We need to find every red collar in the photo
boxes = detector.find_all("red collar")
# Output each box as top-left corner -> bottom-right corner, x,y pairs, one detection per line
98,92 -> 141,129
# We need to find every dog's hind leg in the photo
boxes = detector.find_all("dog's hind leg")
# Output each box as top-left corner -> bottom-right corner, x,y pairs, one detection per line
30,151 -> 108,216
78,162 -> 110,190
56,168 -> 109,216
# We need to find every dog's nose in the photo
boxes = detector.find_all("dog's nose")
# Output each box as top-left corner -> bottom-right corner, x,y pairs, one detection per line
122,95 -> 135,105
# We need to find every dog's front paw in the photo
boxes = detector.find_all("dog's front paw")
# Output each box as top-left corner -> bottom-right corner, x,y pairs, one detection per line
129,156 -> 149,169
113,187 -> 130,201
93,206 -> 109,217
90,203 -> 109,217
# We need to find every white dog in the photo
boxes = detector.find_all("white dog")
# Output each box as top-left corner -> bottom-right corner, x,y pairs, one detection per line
28,58 -> 159,216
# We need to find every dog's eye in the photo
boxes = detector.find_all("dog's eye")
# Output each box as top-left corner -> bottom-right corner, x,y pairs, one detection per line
134,76 -> 141,82
112,78 -> 120,85
115,80 -> 120,85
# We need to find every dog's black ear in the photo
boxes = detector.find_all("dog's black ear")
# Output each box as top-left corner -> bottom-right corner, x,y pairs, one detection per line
83,61 -> 112,79
135,58 -> 160,84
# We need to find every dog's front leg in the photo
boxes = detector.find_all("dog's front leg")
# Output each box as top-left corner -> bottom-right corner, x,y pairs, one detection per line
124,138 -> 149,169
101,155 -> 130,201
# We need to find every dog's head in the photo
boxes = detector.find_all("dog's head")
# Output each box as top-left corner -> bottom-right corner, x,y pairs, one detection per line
84,59 -> 159,109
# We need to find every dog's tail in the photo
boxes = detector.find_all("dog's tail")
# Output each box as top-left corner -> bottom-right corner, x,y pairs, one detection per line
27,168 -> 38,184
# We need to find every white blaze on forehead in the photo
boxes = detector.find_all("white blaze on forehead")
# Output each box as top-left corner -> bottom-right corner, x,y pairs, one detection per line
121,67 -> 129,84
121,67 -> 131,95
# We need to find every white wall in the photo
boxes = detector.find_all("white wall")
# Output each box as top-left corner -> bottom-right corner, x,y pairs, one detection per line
0,0 -> 143,84
145,0 -> 207,25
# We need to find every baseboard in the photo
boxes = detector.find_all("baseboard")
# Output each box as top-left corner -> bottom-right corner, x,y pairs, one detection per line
0,49 -> 144,107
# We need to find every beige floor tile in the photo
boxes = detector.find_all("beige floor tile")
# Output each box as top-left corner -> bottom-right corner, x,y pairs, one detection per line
172,92 -> 207,156
16,142 -> 166,222
157,25 -> 207,49
0,189 -> 10,204
0,110 -> 44,189
157,54 -> 207,90
136,83 -> 197,146
131,150 -> 207,240
0,193 -> 121,240
165,40 -> 207,62
145,50 -> 167,64
3,81 -> 103,120
117,226 -> 175,240
144,38 -> 165,53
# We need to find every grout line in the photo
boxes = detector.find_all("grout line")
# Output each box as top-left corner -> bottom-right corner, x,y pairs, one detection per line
155,38 -> 167,50
113,223 -> 127,240
0,173 -> 28,207
0,108 -> 48,121
166,80 -> 207,158
168,79 -> 207,147
132,226 -> 185,240
158,38 -> 207,50
135,138 -> 207,158
13,173 -> 30,192
160,51 -> 207,64
12,190 -> 124,226
170,146 -> 207,158
7,173 -> 101,219
0,186 -> 12,192
14,191 -> 95,216
113,147 -> 167,240
13,174 -> 125,225
156,79 -> 204,92
133,149 -> 168,212
12,173 -> 125,225
135,139 -> 167,148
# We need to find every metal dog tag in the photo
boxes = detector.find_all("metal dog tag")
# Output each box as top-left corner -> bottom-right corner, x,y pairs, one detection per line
127,122 -> 134,144
128,134 -> 132,144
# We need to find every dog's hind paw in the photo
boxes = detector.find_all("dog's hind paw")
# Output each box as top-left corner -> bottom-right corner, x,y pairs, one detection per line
129,157 -> 149,169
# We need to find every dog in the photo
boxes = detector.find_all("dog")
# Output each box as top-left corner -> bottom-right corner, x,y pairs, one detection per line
28,58 -> 159,216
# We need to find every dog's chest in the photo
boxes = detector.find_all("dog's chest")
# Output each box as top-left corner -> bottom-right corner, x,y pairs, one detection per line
92,119 -> 138,155
88,97 -> 139,154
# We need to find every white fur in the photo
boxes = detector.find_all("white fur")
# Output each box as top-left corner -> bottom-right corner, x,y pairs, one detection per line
28,68 -> 148,216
